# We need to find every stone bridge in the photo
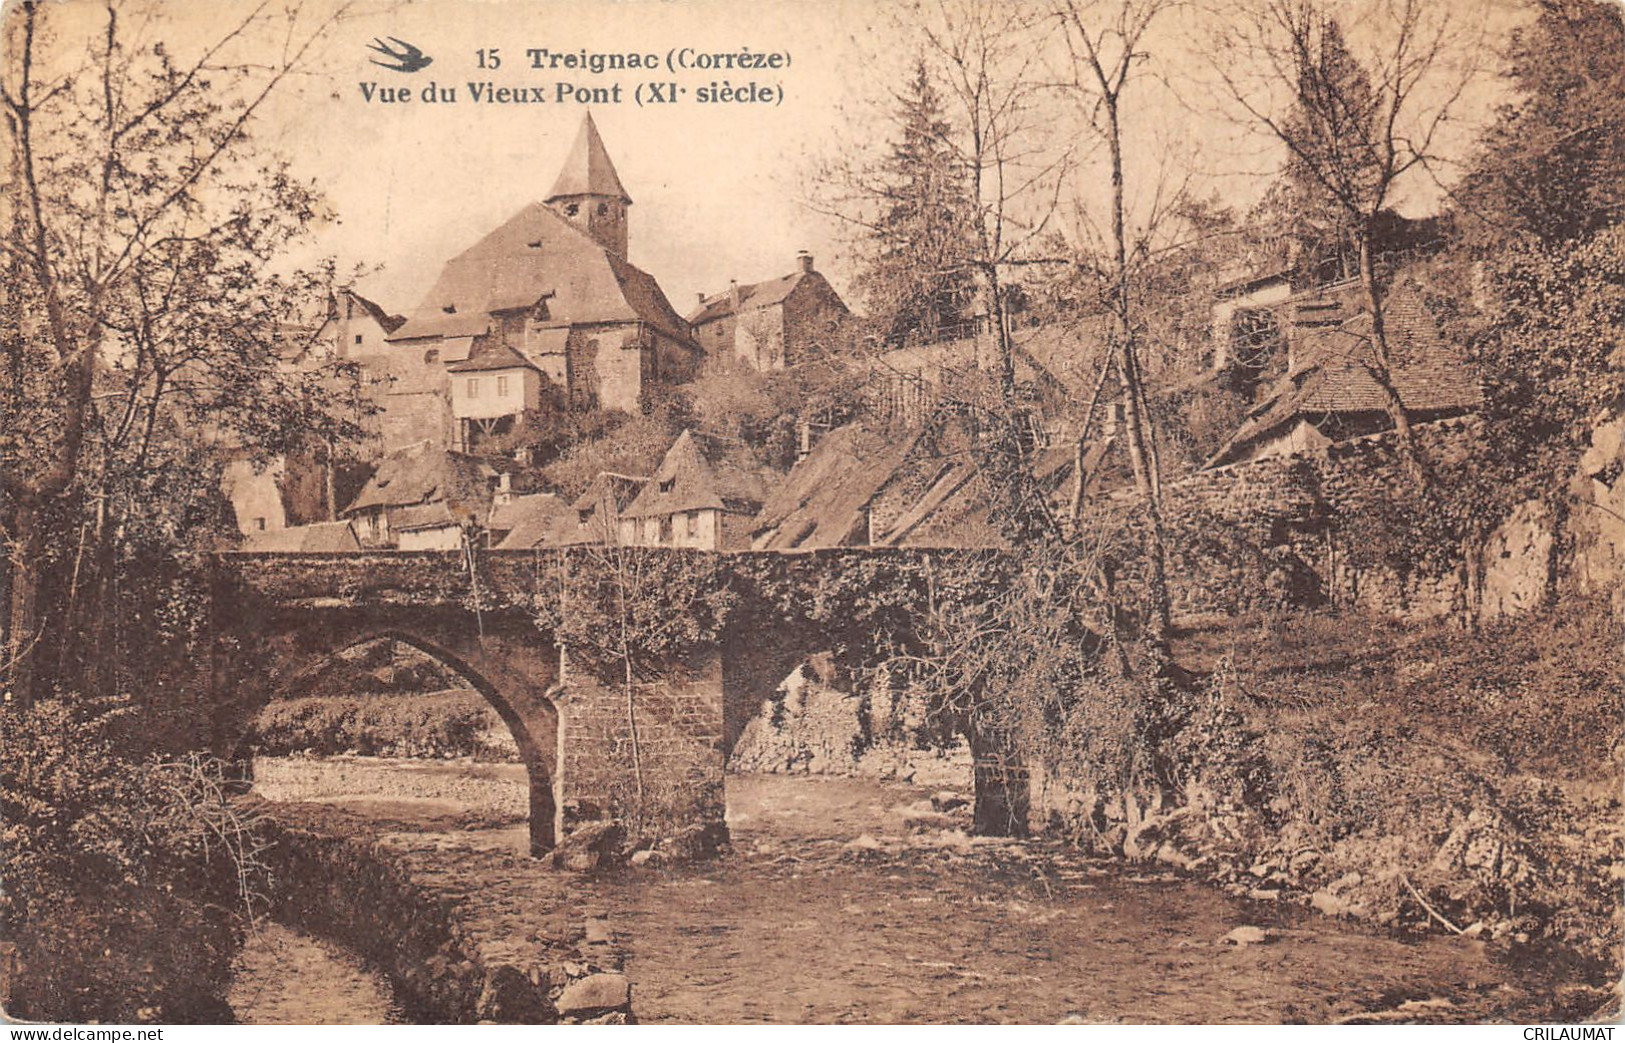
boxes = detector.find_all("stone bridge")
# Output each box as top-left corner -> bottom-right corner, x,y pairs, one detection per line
210,547 -> 1025,857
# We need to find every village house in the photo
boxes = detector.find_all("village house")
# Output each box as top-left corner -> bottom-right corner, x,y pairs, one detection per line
341,442 -> 507,550
688,253 -> 851,370
548,472 -> 648,547
750,413 -> 1079,551
381,112 -> 700,442
1204,281 -> 1482,468
487,486 -> 571,550
448,343 -> 547,453
239,519 -> 362,553
619,431 -> 772,550
222,458 -> 289,539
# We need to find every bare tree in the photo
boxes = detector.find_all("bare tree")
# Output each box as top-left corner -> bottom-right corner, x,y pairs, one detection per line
1206,0 -> 1481,479
1053,0 -> 1181,645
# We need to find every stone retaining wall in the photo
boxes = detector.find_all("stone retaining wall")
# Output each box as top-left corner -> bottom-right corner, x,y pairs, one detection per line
1116,418 -> 1489,621
256,807 -> 633,1023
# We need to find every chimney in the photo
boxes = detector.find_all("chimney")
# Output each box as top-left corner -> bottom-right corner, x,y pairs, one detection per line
696,291 -> 706,305
494,472 -> 512,507
728,279 -> 741,312
797,251 -> 814,274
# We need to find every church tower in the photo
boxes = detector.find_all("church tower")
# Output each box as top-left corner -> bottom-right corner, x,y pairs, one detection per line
545,111 -> 632,257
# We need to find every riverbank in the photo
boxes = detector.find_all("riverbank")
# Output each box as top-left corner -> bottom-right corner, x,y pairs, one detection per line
237,761 -> 1616,1023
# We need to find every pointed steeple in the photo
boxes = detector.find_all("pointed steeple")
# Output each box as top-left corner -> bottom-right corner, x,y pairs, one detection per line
545,111 -> 632,205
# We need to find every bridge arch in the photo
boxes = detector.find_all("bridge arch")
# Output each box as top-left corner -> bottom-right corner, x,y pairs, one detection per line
218,607 -> 564,855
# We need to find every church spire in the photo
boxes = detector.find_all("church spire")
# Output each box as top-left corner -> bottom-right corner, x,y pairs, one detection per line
545,112 -> 631,256
546,111 -> 632,205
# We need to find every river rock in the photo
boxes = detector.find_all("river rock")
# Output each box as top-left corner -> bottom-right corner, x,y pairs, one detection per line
1310,889 -> 1351,918
1220,925 -> 1273,948
552,820 -> 625,873
556,972 -> 630,1015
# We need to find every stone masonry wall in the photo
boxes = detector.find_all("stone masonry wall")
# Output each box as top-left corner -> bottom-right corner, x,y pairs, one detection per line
1138,417 -> 1485,622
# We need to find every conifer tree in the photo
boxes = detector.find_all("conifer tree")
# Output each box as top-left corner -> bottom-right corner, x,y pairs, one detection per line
857,60 -> 980,347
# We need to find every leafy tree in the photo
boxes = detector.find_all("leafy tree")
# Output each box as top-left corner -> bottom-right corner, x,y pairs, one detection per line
0,0 -> 361,706
1473,223 -> 1625,483
1455,0 -> 1625,251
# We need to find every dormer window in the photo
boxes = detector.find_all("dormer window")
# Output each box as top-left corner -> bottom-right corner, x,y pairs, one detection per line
659,478 -> 675,494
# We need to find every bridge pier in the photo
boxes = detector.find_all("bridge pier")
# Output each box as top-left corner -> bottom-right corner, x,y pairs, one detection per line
556,645 -> 727,845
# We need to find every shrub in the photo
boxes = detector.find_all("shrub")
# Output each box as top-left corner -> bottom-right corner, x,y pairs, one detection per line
1,698 -> 265,1023
251,691 -> 520,760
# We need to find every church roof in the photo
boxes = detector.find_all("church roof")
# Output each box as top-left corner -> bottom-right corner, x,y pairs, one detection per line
387,201 -> 691,344
545,112 -> 632,204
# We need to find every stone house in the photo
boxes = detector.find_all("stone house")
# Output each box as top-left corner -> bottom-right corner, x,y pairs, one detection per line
341,442 -> 504,549
447,343 -> 547,452
1204,282 -> 1482,468
384,112 -> 699,427
619,431 -> 771,550
551,472 -> 647,547
222,458 -> 289,538
688,253 -> 850,370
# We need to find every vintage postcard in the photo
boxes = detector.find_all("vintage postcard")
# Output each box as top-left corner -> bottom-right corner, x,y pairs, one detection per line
1,0 -> 1621,1028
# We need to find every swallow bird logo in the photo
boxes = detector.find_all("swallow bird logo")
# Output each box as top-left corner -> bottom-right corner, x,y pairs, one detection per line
368,36 -> 433,74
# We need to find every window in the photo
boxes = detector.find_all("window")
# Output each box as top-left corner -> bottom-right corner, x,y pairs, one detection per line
565,202 -> 580,217
659,515 -> 673,543
424,349 -> 439,363
597,202 -> 609,215
466,378 -> 479,398
497,375 -> 509,397
659,477 -> 675,494
685,512 -> 698,539
254,517 -> 266,531
354,333 -> 363,345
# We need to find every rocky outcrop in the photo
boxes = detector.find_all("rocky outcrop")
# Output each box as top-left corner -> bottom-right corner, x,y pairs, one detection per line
1569,412 -> 1625,616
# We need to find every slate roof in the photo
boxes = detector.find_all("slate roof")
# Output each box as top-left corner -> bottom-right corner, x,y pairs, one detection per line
1205,285 -> 1482,468
751,424 -> 921,550
389,501 -> 461,534
240,521 -> 362,553
387,202 -> 691,344
620,431 -> 771,519
752,418 -> 1088,551
447,341 -> 541,374
342,444 -> 498,521
345,289 -> 407,334
545,112 -> 632,204
549,472 -> 647,545
688,271 -> 810,326
490,493 -> 570,549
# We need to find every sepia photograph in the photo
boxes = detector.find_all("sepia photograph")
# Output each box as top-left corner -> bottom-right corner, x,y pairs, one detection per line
0,0 -> 1621,1027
